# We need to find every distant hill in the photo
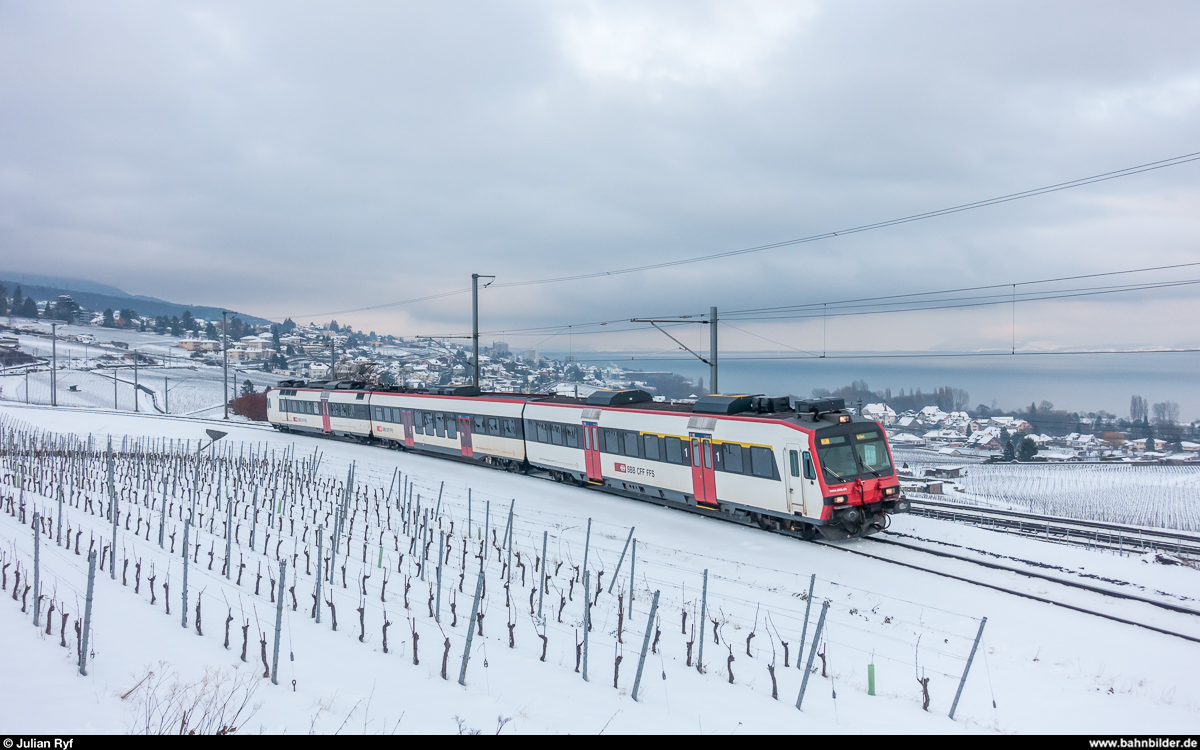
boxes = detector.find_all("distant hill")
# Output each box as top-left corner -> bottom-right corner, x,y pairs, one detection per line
0,273 -> 274,326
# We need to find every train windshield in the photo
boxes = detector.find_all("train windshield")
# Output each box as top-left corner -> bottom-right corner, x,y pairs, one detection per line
816,430 -> 893,482
853,431 -> 892,476
816,436 -> 858,482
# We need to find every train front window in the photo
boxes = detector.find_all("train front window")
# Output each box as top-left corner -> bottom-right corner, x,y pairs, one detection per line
817,435 -> 858,482
854,432 -> 892,475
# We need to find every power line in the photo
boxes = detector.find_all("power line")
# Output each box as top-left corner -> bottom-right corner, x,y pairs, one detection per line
284,150 -> 1200,319
566,348 -> 1200,364
489,150 -> 1200,288
721,261 -> 1200,318
423,263 -> 1200,338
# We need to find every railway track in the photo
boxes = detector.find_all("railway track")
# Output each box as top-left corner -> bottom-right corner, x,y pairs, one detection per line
803,530 -> 1200,644
906,497 -> 1200,557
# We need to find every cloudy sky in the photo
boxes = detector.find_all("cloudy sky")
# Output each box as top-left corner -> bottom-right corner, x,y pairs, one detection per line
2,1 -> 1198,359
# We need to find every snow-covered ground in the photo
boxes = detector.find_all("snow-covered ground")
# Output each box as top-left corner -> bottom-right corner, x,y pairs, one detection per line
1,321 -> 281,416
1,403 -> 1198,734
897,448 -> 1200,533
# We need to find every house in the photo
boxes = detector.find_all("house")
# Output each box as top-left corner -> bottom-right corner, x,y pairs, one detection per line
924,466 -> 964,479
861,403 -> 897,425
965,425 -> 1002,450
178,340 -> 220,352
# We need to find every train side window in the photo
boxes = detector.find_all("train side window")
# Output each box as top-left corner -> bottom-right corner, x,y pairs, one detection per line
501,418 -> 517,438
434,412 -> 445,437
751,446 -> 778,479
446,415 -> 457,439
664,436 -> 683,464
603,429 -> 620,454
789,450 -> 800,477
536,422 -> 549,443
473,415 -> 485,432
424,411 -> 435,433
723,443 -> 744,474
414,410 -> 425,434
691,438 -> 701,467
551,424 -> 564,446
487,417 -> 500,436
565,425 -> 580,448
803,451 -> 816,480
643,435 -> 660,461
622,431 -> 640,458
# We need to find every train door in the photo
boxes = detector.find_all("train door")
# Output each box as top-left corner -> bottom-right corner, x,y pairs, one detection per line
690,434 -> 717,507
320,392 -> 332,434
458,416 -> 474,458
785,444 -> 819,517
401,410 -> 415,448
785,444 -> 803,515
583,423 -> 602,483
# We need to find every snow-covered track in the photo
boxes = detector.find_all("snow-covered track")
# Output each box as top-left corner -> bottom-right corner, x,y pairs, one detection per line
908,498 -> 1200,557
807,534 -> 1200,644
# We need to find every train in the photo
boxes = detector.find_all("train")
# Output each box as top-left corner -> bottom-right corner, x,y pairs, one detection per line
264,382 -> 908,540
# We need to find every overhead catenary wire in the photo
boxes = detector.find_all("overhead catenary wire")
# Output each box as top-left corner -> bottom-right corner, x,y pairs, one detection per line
284,151 -> 1200,320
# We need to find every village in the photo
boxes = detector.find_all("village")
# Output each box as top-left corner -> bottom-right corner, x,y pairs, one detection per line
2,293 -> 1198,464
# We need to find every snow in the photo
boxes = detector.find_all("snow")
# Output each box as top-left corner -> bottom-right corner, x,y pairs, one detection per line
1,402 -> 1199,734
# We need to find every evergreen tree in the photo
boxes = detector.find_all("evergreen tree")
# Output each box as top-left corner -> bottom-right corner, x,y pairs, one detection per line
1145,435 -> 1156,453
205,321 -> 218,340
240,379 -> 256,396
21,297 -> 39,318
1002,440 -> 1015,461
1018,437 -> 1038,461
0,283 -> 7,314
281,317 -> 296,333
11,285 -> 23,313
102,308 -> 116,328
181,310 -> 195,332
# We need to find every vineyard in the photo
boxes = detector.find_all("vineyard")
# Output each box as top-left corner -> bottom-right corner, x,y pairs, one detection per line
0,405 -> 1196,733
896,450 -> 1200,532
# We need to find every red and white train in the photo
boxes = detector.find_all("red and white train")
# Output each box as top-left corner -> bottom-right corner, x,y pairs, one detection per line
265,382 -> 908,540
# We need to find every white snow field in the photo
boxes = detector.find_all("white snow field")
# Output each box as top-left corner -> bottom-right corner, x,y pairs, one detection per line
895,449 -> 1200,532
1,403 -> 1198,735
0,322 -> 280,417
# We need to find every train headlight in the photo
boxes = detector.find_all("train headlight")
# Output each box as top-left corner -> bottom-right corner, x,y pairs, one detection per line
829,495 -> 848,505
838,415 -> 851,423
883,486 -> 899,497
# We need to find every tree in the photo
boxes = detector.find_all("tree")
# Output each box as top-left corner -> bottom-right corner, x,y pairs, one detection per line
181,310 -> 195,332
1145,435 -> 1157,453
281,317 -> 296,333
1002,440 -> 1015,461
102,308 -> 116,328
1018,437 -> 1038,461
1130,395 -> 1148,423
119,308 -> 139,327
11,285 -> 23,313
0,283 -> 7,315
240,379 -> 256,396
205,321 -> 218,340
21,297 -> 39,318
1152,401 -> 1180,426
1000,426 -> 1010,445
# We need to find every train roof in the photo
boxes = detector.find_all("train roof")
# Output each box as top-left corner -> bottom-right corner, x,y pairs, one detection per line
271,381 -> 871,426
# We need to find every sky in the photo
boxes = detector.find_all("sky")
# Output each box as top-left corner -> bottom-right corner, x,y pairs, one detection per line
2,1 -> 1199,363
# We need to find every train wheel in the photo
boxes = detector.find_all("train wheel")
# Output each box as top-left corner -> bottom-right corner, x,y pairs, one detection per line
798,523 -> 817,541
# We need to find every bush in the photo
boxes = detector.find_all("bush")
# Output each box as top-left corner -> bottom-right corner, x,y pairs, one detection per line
123,664 -> 260,735
230,392 -> 268,421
